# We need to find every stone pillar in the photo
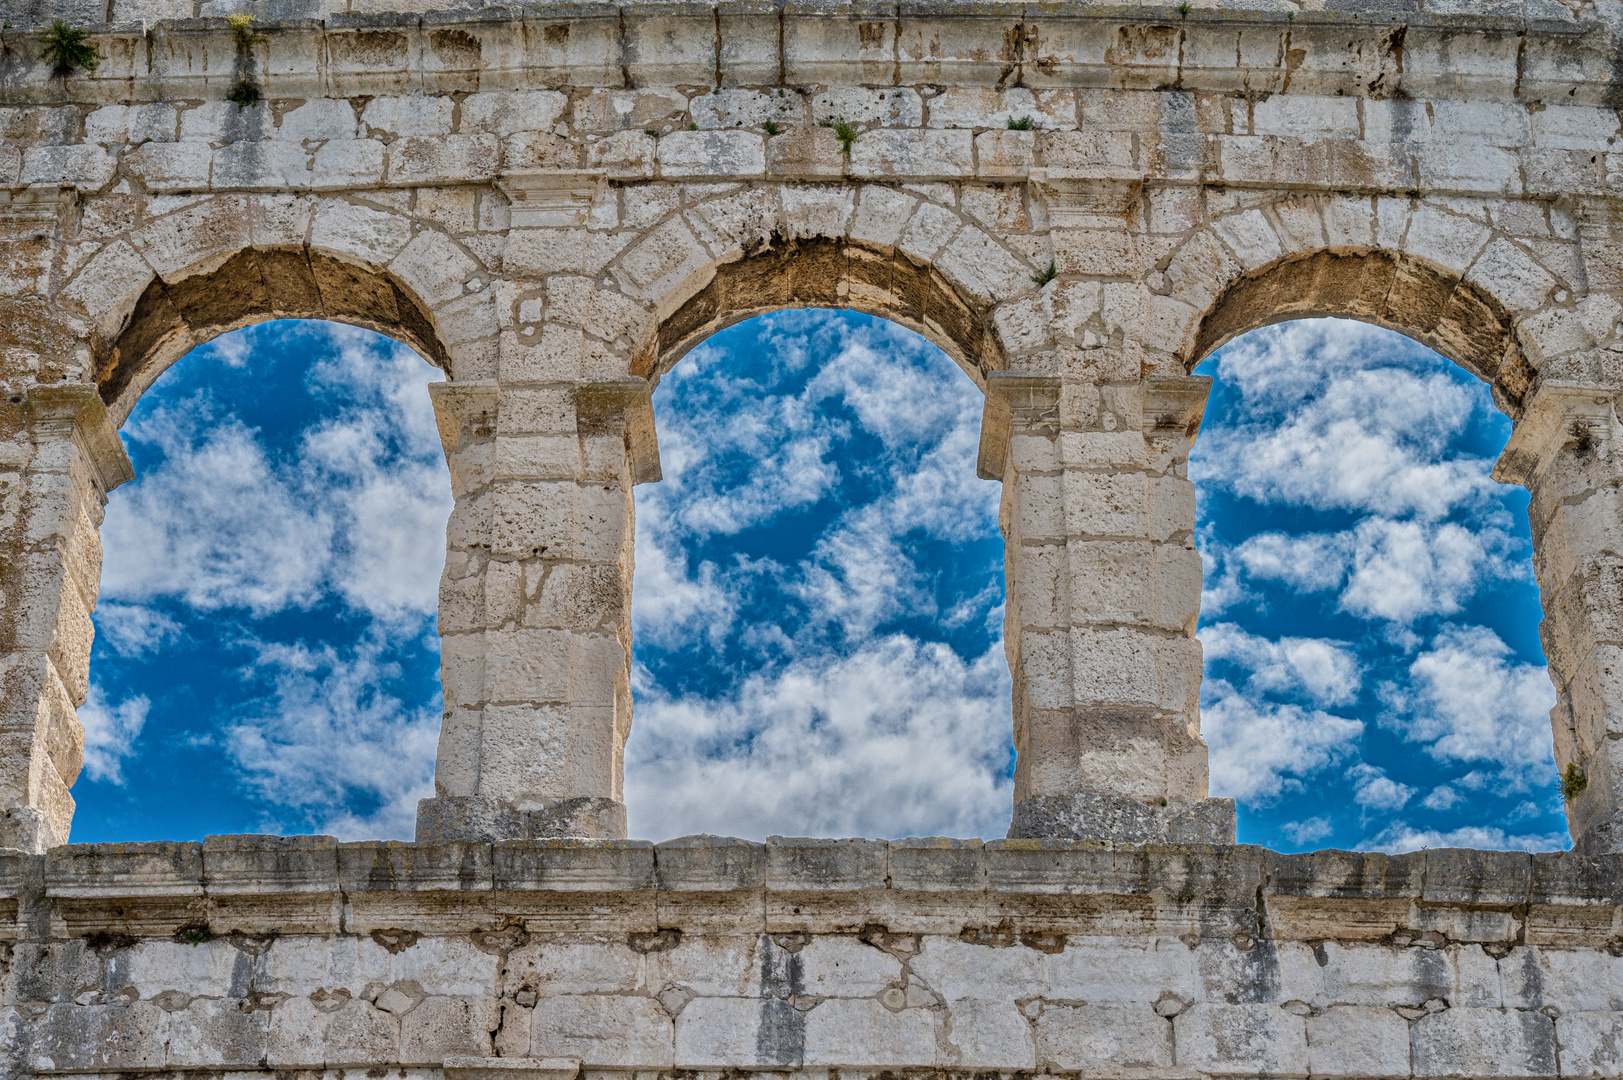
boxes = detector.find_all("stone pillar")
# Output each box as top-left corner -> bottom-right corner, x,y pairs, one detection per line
417,376 -> 659,842
982,368 -> 1234,844
0,383 -> 132,852
1495,382 -> 1623,854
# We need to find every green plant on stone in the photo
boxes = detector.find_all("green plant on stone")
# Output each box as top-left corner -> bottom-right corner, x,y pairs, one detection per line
819,117 -> 858,153
227,79 -> 262,109
1177,2 -> 1191,14
228,13 -> 265,53
763,119 -> 782,136
40,20 -> 98,78
1560,763 -> 1589,801
1031,259 -> 1057,286
1007,115 -> 1035,130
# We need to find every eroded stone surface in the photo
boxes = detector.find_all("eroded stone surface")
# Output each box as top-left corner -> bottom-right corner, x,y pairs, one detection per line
0,0 -> 1617,868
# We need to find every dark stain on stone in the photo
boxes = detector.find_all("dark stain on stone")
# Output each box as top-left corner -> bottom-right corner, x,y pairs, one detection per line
756,934 -> 805,1066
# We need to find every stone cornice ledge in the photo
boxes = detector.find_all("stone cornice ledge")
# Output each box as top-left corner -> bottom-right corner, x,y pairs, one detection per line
0,836 -> 1615,951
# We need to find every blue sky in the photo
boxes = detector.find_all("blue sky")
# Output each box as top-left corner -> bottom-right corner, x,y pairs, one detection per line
70,311 -> 1567,851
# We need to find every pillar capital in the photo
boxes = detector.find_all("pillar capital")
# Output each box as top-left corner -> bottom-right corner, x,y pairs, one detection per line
26,382 -> 134,496
1492,380 -> 1618,488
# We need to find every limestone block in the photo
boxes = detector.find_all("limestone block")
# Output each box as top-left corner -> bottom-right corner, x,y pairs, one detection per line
529,994 -> 674,1067
212,141 -> 311,190
690,89 -> 801,130
1042,131 -> 1137,174
1274,940 -> 1459,1009
310,200 -> 413,266
1042,937 -> 1201,1002
85,102 -> 178,144
267,994 -> 401,1067
1404,203 -> 1494,275
802,997 -> 939,1067
275,98 -> 360,142
1251,95 -> 1360,138
179,100 -> 272,143
363,95 -> 455,137
130,195 -> 251,282
795,935 -> 902,996
400,995 -> 499,1062
308,139 -> 386,188
391,231 -> 482,307
461,91 -> 568,135
781,184 -> 855,240
812,88 -> 923,129
1066,540 -> 1200,632
1069,628 -> 1201,713
1467,238 -> 1560,312
572,90 -> 689,133
613,217 -> 713,300
1033,1002 -> 1171,1070
587,131 -> 657,180
28,1002 -> 168,1071
672,996 -> 761,1066
1211,208 -> 1284,271
976,130 -> 1034,178
388,135 -> 501,186
896,201 -> 963,262
685,187 -> 779,256
1558,1011 -> 1623,1077
1174,1003 -> 1308,1076
503,132 -> 580,171
648,934 -> 761,997
657,130 -> 766,179
848,130 -> 974,180
1412,1007 -> 1557,1078
909,936 -> 1042,1000
1532,105 -> 1623,151
164,997 -> 270,1066
1305,1005 -> 1411,1079
21,145 -> 115,190
1063,472 -> 1193,541
928,87 -> 1073,131
60,240 -> 154,332
936,229 -> 1031,306
767,128 -> 846,179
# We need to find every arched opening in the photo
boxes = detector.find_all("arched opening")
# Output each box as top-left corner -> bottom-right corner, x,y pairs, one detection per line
1185,250 -> 1561,853
62,248 -> 458,843
624,309 -> 1012,840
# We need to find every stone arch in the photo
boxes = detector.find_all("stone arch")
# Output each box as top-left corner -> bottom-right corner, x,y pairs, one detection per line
1184,247 -> 1529,407
96,246 -> 452,425
645,236 -> 1008,384
612,183 -> 1038,386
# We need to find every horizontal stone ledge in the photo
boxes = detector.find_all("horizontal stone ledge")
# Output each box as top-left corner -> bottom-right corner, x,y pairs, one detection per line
0,1 -> 1589,36
3,836 -> 1610,907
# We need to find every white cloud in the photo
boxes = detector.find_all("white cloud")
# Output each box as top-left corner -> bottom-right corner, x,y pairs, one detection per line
225,632 -> 439,840
1231,531 -> 1352,593
1384,624 -> 1557,785
78,686 -> 149,784
1197,319 -> 1499,522
1361,822 -> 1568,854
1422,784 -> 1463,811
1201,622 -> 1362,706
1283,816 -> 1333,844
1202,680 -> 1365,802
624,636 -> 1013,840
1349,763 -> 1415,811
102,323 -> 450,622
93,602 -> 183,658
1339,518 -> 1522,624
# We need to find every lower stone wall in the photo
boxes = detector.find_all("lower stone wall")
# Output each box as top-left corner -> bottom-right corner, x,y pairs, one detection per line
0,836 -> 1619,1079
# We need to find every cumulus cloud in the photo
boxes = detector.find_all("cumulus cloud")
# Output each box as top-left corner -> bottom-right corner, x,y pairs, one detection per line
1202,680 -> 1364,803
93,602 -> 183,658
1382,624 -> 1557,785
1361,822 -> 1569,854
625,637 -> 1013,840
1349,764 -> 1416,811
1283,817 -> 1334,845
102,323 -> 450,622
1201,623 -> 1362,706
225,632 -> 439,840
1195,320 -> 1498,521
1339,519 -> 1523,624
78,686 -> 150,784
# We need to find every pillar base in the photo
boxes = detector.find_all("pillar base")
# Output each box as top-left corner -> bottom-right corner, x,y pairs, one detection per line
1009,794 -> 1236,845
0,806 -> 63,853
415,796 -> 627,843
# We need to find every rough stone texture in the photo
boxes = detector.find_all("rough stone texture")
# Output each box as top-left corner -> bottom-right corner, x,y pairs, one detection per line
0,0 -> 1618,861
0,838 -> 1610,1078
